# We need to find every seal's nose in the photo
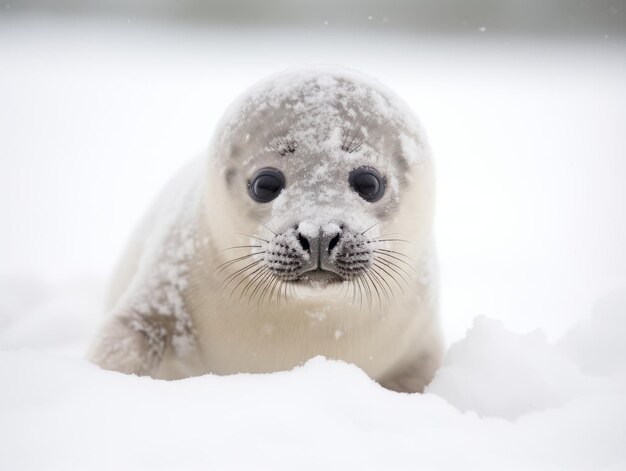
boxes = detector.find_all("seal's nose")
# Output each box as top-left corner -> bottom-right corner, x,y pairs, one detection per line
295,223 -> 342,268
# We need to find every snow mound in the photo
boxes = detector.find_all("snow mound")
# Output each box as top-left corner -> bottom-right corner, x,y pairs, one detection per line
0,281 -> 625,470
558,289 -> 626,377
427,316 -> 595,419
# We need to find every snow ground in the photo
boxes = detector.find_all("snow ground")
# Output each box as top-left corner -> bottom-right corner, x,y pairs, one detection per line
1,16 -> 626,470
1,282 -> 625,470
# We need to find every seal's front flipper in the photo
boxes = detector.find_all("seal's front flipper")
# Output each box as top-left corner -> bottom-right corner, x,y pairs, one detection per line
87,310 -> 169,377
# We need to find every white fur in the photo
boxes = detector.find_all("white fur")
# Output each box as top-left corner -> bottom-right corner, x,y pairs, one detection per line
87,67 -> 443,392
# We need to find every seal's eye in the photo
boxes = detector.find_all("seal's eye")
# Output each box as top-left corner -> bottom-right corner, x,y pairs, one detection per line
349,167 -> 386,202
249,168 -> 285,203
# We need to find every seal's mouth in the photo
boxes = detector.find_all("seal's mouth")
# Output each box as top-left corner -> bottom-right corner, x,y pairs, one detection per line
295,269 -> 343,285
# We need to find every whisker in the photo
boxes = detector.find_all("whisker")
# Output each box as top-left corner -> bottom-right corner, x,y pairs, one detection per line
263,275 -> 280,307
257,274 -> 275,308
371,232 -> 400,240
215,251 -> 265,273
352,276 -> 363,312
240,267 -> 269,302
266,276 -> 281,307
345,279 -> 354,299
374,250 -> 416,271
263,224 -> 277,236
251,278 -> 266,308
268,142 -> 285,157
340,127 -> 351,152
373,261 -> 405,294
343,115 -> 372,152
276,279 -> 288,306
374,257 -> 411,283
229,264 -> 266,298
376,248 -> 415,262
282,279 -> 290,305
341,119 -> 360,151
234,232 -> 269,243
364,271 -> 383,308
276,280 -> 285,308
275,115 -> 296,153
261,116 -> 288,156
249,270 -> 274,306
220,259 -> 263,289
356,276 -> 367,312
277,279 -> 286,306
215,252 -> 265,273
362,275 -> 373,308
220,245 -> 263,251
349,121 -> 394,154
369,267 -> 392,302
357,273 -> 373,308
247,268 -> 272,300
372,238 -> 413,245
364,274 -> 375,307
339,278 -> 351,300
361,222 -> 381,236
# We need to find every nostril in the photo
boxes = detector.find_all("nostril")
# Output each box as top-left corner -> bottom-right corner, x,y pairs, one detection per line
328,234 -> 341,254
298,234 -> 311,253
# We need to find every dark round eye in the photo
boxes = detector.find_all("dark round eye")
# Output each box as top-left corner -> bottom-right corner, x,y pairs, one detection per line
349,167 -> 386,202
248,168 -> 285,203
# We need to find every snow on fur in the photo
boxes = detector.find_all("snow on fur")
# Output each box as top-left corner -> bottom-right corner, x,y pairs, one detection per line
120,164 -> 205,359
209,66 -> 431,237
213,66 -> 430,167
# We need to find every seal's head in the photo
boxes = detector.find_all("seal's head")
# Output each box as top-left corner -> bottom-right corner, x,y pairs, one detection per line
207,66 -> 434,302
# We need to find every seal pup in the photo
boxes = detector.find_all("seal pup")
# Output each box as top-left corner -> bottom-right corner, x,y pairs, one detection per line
88,66 -> 443,393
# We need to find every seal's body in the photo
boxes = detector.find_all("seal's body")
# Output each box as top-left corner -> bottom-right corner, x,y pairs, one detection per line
88,67 -> 443,392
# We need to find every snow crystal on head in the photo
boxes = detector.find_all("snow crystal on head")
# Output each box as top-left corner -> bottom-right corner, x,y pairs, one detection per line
207,66 -> 433,236
297,220 -> 320,239
211,65 -> 431,169
322,222 -> 341,237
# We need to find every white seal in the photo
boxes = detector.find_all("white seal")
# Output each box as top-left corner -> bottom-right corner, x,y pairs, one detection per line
88,66 -> 443,392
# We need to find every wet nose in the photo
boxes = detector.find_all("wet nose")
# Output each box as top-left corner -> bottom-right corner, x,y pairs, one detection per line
296,225 -> 342,256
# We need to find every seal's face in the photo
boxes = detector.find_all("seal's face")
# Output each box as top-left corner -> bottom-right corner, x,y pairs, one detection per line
246,164 -> 387,286
208,69 -> 433,303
